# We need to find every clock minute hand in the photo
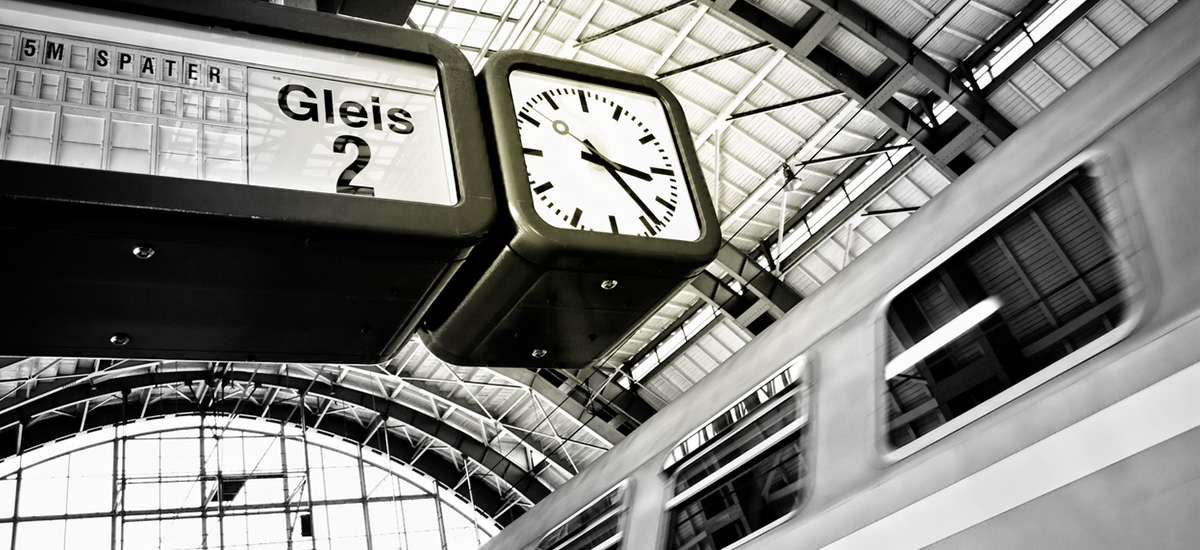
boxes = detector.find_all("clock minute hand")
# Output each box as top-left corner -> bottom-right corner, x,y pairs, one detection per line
599,161 -> 662,227
580,150 -> 652,181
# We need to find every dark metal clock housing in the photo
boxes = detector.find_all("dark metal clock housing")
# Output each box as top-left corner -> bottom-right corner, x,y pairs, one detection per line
419,50 -> 721,369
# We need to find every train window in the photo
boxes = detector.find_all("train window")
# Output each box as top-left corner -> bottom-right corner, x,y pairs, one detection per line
882,159 -> 1137,451
538,482 -> 628,550
663,357 -> 810,550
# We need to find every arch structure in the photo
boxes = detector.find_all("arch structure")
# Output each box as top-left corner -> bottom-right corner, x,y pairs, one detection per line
0,413 -> 500,549
0,348 -> 623,526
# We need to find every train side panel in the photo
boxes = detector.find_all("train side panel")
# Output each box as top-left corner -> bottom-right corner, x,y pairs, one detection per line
479,2 -> 1200,549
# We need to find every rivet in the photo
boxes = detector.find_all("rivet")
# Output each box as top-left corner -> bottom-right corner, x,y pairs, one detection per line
132,245 -> 155,260
600,279 -> 618,290
531,349 -> 548,358
110,333 -> 131,346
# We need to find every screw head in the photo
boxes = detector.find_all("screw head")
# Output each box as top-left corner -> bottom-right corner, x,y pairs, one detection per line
531,349 -> 548,358
132,245 -> 155,260
600,279 -> 618,290
110,333 -> 131,346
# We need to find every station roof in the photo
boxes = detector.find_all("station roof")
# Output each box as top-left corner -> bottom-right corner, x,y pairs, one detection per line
0,0 -> 1178,525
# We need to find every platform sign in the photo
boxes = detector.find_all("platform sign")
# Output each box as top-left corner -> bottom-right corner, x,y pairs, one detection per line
0,0 -> 457,204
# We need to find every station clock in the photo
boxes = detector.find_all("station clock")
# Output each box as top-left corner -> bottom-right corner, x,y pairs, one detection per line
419,51 -> 720,369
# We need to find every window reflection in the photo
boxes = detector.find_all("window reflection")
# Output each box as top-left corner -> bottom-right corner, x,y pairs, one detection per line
884,168 -> 1132,448
664,357 -> 810,550
538,483 -> 626,550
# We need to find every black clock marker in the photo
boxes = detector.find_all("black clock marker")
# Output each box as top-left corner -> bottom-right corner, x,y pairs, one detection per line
639,215 -> 657,235
609,216 -> 619,233
570,208 -> 582,227
612,105 -> 623,120
523,148 -> 543,157
651,167 -> 674,176
533,182 -> 553,194
518,112 -> 540,126
578,90 -> 589,112
542,92 -> 558,110
655,196 -> 676,211
639,134 -> 655,144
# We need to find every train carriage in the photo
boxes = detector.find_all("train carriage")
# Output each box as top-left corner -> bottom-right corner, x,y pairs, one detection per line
480,1 -> 1200,549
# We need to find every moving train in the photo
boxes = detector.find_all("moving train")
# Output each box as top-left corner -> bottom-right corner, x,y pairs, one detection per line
481,2 -> 1200,549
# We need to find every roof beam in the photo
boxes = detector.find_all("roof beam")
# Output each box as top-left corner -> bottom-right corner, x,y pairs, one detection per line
556,0 -> 605,59
0,364 -> 554,512
577,0 -> 694,46
657,41 -> 771,79
703,0 -> 1013,180
980,0 -> 1105,95
712,242 -> 801,317
799,0 -> 1014,145
648,4 -> 709,74
779,144 -> 922,272
692,48 -> 788,146
728,90 -> 844,121
963,0 -> 1053,69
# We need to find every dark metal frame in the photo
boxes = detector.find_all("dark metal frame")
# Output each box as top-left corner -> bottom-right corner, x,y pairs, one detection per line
8,0 -> 493,236
0,0 -> 496,363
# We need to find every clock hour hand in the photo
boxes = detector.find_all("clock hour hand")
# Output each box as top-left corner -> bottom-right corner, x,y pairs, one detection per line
580,150 -> 652,181
598,160 -> 662,228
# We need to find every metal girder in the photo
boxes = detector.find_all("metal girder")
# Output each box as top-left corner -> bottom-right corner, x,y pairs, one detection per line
691,270 -> 756,319
649,4 -> 710,74
702,0 -> 1014,179
619,300 -> 708,375
0,366 -> 553,517
557,0 -> 605,58
712,242 -> 802,317
728,90 -> 844,121
799,0 -> 1015,143
980,0 -> 1105,95
779,139 -> 922,272
577,0 -> 695,45
657,41 -> 772,79
390,356 -> 626,447
720,98 -> 859,235
0,398 -> 529,525
316,0 -> 419,27
694,48 -> 789,146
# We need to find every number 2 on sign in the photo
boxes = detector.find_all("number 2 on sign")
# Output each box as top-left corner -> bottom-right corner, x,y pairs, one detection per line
333,135 -> 374,196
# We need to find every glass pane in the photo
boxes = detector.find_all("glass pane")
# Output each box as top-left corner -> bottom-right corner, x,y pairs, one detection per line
673,392 -> 802,495
63,517 -> 110,550
667,439 -> 806,550
883,169 -> 1131,447
18,456 -> 69,516
16,520 -> 65,549
0,478 -> 16,518
67,470 -> 113,514
665,363 -> 809,550
665,361 -> 804,470
539,484 -> 624,550
0,416 -> 499,550
401,500 -> 442,543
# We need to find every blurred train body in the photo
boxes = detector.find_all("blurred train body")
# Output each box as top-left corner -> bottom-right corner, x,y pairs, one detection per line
481,2 -> 1199,550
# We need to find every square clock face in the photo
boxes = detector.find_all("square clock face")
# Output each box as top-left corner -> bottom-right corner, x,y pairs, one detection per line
508,70 -> 702,242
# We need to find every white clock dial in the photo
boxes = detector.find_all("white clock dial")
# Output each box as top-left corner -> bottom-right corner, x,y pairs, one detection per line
509,70 -> 702,241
